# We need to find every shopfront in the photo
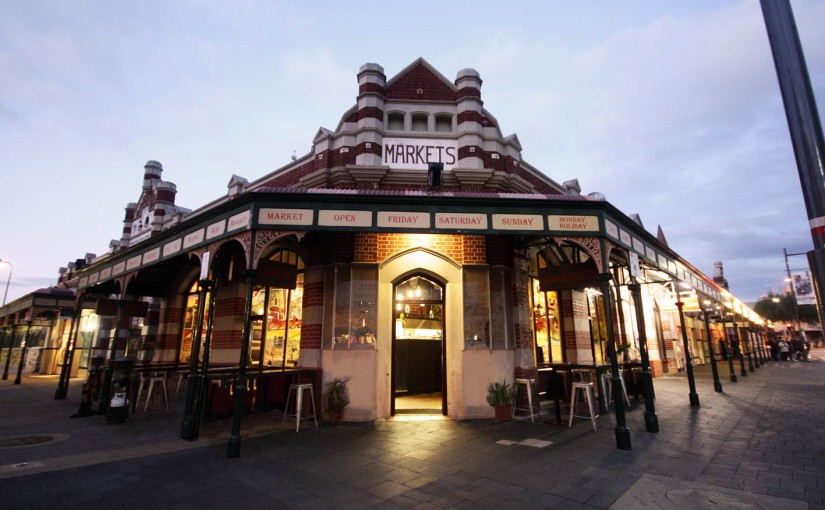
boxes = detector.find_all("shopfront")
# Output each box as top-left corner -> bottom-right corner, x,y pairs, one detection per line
59,58 -> 766,424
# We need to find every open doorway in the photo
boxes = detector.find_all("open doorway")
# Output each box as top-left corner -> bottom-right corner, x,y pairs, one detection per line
391,274 -> 446,415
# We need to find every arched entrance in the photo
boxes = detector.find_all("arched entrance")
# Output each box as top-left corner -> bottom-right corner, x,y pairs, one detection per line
391,274 -> 446,415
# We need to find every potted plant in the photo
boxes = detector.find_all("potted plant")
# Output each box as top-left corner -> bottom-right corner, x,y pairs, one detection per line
486,380 -> 516,421
323,377 -> 350,424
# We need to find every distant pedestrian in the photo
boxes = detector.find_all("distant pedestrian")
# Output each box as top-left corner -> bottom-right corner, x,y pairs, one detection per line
779,339 -> 790,361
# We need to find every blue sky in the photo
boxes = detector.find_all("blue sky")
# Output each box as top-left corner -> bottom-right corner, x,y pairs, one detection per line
1,0 -> 824,304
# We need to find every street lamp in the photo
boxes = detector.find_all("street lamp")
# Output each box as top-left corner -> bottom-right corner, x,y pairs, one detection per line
0,259 -> 12,306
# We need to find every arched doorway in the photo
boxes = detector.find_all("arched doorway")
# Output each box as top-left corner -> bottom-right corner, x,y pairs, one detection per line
392,274 -> 446,415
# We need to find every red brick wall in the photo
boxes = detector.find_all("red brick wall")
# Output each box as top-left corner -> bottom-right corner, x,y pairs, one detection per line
214,297 -> 246,318
212,329 -> 241,350
352,233 -> 482,264
303,281 -> 324,308
301,323 -> 322,350
385,63 -> 455,101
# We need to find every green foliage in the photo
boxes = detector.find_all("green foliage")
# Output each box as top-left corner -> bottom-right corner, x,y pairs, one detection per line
323,378 -> 350,412
486,380 -> 516,407
753,293 -> 819,324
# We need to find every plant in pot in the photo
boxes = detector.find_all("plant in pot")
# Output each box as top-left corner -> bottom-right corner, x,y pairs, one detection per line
487,380 -> 516,421
323,377 -> 350,424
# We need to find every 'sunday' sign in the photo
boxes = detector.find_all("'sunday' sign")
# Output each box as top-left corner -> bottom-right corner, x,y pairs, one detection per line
383,137 -> 458,170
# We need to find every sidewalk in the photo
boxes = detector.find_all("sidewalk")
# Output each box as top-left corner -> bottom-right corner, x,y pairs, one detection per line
1,352 -> 824,509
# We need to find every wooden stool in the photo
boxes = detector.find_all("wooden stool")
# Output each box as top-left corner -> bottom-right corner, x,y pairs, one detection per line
140,372 -> 169,413
568,382 -> 599,431
513,378 -> 540,422
283,383 -> 318,432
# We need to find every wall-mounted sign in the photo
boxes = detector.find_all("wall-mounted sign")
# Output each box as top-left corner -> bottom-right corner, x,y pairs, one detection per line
548,215 -> 599,232
492,214 -> 543,230
435,213 -> 487,229
377,211 -> 430,229
318,210 -> 372,227
382,137 -> 458,170
142,247 -> 160,265
206,220 -> 226,240
228,210 -> 251,232
163,238 -> 182,258
258,208 -> 313,226
182,229 -> 205,249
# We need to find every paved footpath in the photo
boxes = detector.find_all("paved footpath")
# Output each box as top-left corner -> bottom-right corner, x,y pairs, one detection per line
2,350 -> 825,509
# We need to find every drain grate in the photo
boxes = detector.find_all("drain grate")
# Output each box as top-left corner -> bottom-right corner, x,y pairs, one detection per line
0,436 -> 54,448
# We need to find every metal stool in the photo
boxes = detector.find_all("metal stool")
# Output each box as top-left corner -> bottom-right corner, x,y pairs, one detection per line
600,369 -> 631,408
513,378 -> 540,422
283,383 -> 318,432
568,382 -> 599,431
139,372 -> 169,413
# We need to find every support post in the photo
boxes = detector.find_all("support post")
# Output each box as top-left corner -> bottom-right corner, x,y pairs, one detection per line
674,283 -> 700,407
1,324 -> 13,380
99,300 -> 125,414
14,321 -> 32,385
181,280 -> 210,440
55,309 -> 80,399
702,307 -> 723,393
227,269 -> 256,458
601,272 -> 631,450
628,280 -> 659,432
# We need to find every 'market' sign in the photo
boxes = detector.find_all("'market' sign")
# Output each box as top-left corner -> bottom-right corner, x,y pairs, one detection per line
383,137 -> 458,170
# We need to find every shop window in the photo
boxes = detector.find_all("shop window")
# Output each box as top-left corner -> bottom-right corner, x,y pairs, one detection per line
179,281 -> 210,365
333,265 -> 378,350
434,113 -> 453,133
249,248 -> 304,367
387,112 -> 405,131
411,113 -> 428,132
463,267 -> 490,349
588,289 -> 608,365
529,278 -> 562,363
489,267 -> 513,350
77,310 -> 99,369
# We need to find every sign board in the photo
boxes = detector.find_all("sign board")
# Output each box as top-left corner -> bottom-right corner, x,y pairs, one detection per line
792,270 -> 817,306
629,252 -> 640,278
382,137 -> 458,170
538,261 -> 600,292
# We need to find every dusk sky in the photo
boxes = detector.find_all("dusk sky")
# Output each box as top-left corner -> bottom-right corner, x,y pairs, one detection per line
2,0 -> 824,305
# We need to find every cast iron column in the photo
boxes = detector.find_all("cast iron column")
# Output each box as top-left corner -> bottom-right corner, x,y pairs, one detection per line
14,320 -> 32,385
2,323 -> 14,380
702,308 -> 723,392
99,300 -> 125,414
720,310 -> 737,383
601,273 -> 631,450
731,313 -> 748,377
628,280 -> 659,432
55,310 -> 79,399
181,280 -> 210,440
675,288 -> 700,407
193,278 -> 217,439
227,269 -> 256,458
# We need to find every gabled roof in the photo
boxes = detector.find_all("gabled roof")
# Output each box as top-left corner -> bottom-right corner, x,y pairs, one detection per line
385,57 -> 457,102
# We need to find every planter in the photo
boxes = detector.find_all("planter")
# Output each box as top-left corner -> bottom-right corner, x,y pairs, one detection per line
494,404 -> 513,422
327,409 -> 345,425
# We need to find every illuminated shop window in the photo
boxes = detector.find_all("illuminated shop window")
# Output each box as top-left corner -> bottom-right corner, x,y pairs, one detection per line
77,310 -> 99,369
250,248 -> 304,367
179,281 -> 210,364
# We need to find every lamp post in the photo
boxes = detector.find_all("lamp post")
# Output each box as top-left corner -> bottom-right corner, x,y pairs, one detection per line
0,259 -> 12,306
674,279 -> 700,407
701,302 -> 723,393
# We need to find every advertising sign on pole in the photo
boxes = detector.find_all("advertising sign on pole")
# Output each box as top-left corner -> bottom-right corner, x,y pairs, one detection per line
792,270 -> 817,305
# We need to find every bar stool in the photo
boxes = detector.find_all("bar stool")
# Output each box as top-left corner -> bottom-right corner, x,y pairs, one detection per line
139,372 -> 169,413
600,369 -> 631,408
283,383 -> 318,432
513,378 -> 540,422
568,382 -> 599,431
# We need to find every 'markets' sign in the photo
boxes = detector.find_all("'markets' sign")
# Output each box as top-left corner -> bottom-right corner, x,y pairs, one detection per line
383,137 -> 458,170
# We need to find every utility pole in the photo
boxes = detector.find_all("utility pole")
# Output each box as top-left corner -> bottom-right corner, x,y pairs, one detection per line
761,1 -> 825,329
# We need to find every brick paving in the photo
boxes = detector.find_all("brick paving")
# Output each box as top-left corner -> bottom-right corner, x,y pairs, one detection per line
1,350 -> 824,509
